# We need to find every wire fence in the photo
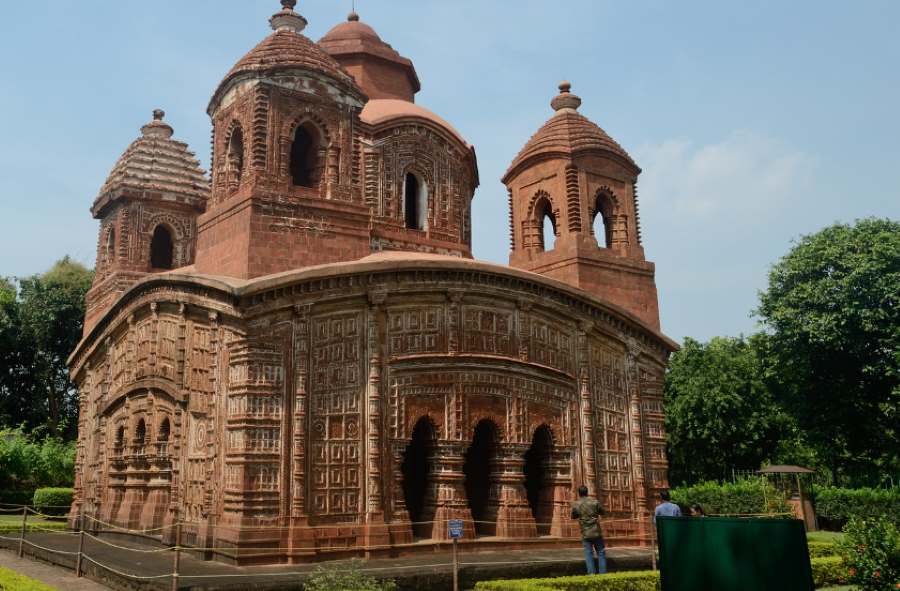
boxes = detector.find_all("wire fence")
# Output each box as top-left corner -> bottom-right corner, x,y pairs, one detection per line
0,504 -> 666,590
0,503 -> 796,590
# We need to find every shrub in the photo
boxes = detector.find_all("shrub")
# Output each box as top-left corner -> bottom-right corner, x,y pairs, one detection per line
807,540 -> 840,559
810,556 -> 849,587
304,560 -> 396,591
670,478 -> 791,516
0,489 -> 35,506
813,486 -> 900,530
0,428 -> 76,492
475,571 -> 660,591
32,487 -> 73,517
0,566 -> 58,591
837,516 -> 900,590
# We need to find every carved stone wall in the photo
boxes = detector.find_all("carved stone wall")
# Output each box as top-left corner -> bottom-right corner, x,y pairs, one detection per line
70,259 -> 673,564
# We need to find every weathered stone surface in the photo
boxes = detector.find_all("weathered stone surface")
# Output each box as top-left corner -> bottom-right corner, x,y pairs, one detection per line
71,2 -> 673,564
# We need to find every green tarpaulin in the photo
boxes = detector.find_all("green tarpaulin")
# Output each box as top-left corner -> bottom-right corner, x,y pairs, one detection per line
657,517 -> 814,591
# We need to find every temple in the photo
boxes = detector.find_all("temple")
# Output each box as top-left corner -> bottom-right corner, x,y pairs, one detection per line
69,1 -> 675,564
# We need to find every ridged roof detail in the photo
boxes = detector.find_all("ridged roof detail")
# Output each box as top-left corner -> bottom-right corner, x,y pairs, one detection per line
93,110 -> 208,216
211,3 -> 361,112
505,82 -> 638,180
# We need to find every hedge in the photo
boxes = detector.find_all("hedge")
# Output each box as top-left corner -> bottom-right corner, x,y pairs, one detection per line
474,559 -> 846,590
810,556 -> 848,588
813,486 -> 900,529
806,541 -> 840,559
670,478 -> 791,516
0,489 -> 36,506
32,488 -> 73,517
475,571 -> 660,591
0,566 -> 58,591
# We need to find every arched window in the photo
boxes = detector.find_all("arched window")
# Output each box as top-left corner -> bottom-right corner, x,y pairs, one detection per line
157,417 -> 170,442
226,126 -> 244,184
150,225 -> 174,270
104,227 -> 115,264
157,417 -> 171,456
115,426 -> 126,449
404,172 -> 427,230
593,191 -> 616,248
538,200 -> 557,251
290,123 -> 321,187
135,418 -> 146,455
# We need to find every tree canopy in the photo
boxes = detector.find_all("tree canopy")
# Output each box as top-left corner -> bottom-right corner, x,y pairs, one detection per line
664,335 -> 793,485
756,218 -> 899,484
0,257 -> 92,439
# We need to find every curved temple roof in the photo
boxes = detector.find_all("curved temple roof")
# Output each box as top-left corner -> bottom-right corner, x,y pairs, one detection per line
92,110 -> 209,218
505,82 -> 639,181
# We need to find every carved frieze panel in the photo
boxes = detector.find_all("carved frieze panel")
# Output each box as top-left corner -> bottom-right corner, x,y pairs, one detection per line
388,306 -> 443,356
309,312 -> 363,520
462,306 -> 514,356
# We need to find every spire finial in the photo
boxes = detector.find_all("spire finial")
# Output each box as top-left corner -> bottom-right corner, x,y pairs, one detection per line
551,80 -> 581,113
270,0 -> 307,33
348,10 -> 360,21
142,109 -> 173,139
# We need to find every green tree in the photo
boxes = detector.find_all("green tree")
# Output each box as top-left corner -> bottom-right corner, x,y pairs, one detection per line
664,335 -> 792,485
0,258 -> 93,438
757,218 -> 900,485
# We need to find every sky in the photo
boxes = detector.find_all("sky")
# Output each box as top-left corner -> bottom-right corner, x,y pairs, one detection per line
0,0 -> 897,343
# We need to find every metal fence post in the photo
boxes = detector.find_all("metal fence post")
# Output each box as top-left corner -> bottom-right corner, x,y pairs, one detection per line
17,505 -> 27,557
76,508 -> 86,577
171,521 -> 182,591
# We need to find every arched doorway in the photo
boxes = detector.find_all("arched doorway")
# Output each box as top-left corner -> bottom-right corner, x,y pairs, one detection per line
464,419 -> 499,536
401,416 -> 437,538
523,425 -> 554,535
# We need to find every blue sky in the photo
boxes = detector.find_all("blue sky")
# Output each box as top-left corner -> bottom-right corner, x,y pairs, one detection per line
1,0 -> 897,342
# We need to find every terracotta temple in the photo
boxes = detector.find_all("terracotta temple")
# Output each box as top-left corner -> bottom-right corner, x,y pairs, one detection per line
69,1 -> 676,564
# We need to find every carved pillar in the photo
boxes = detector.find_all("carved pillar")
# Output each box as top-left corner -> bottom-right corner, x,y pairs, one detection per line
447,290 -> 463,355
288,303 -> 313,557
575,321 -> 597,493
516,299 -> 532,361
625,338 -> 649,541
429,441 -> 474,539
364,291 -> 389,549
546,449 -> 579,538
492,443 -> 537,538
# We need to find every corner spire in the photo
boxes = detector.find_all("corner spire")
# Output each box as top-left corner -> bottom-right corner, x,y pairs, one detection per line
551,80 -> 582,114
270,0 -> 307,34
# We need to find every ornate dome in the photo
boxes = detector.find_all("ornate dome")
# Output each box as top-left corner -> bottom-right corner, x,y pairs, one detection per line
319,11 -> 420,101
504,82 -> 639,182
361,99 -> 469,146
91,110 -> 209,218
209,1 -> 362,114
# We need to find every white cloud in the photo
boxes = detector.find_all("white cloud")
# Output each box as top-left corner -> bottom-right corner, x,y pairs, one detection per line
636,131 -> 815,218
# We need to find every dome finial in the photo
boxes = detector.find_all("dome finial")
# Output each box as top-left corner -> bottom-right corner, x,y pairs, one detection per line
152,108 -> 165,121
551,80 -> 581,113
348,10 -> 360,21
270,0 -> 307,33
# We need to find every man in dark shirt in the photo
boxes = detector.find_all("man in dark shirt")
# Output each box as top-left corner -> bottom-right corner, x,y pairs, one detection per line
571,485 -> 606,574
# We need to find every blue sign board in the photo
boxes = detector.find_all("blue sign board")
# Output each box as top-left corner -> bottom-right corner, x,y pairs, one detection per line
448,519 -> 464,539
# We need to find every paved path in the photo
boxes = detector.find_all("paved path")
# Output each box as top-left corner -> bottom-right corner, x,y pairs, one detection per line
0,532 -> 652,590
0,549 -> 108,591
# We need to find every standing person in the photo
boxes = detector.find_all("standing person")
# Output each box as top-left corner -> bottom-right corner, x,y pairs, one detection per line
654,489 -> 682,522
690,503 -> 705,517
571,485 -> 606,575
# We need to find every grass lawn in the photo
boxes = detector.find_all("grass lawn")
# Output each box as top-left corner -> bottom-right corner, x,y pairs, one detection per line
808,530 -> 844,544
0,513 -> 68,534
0,566 -> 58,591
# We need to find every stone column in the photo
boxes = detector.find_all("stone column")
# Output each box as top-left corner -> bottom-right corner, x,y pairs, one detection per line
625,338 -> 649,542
546,449 -> 579,538
575,321 -> 597,493
429,442 -> 474,539
493,443 -> 537,539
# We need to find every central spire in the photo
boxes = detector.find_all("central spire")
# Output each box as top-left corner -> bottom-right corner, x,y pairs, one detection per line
270,0 -> 307,34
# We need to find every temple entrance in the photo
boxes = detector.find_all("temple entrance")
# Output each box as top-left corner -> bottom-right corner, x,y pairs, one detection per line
401,416 -> 437,538
464,419 -> 499,536
524,425 -> 554,535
